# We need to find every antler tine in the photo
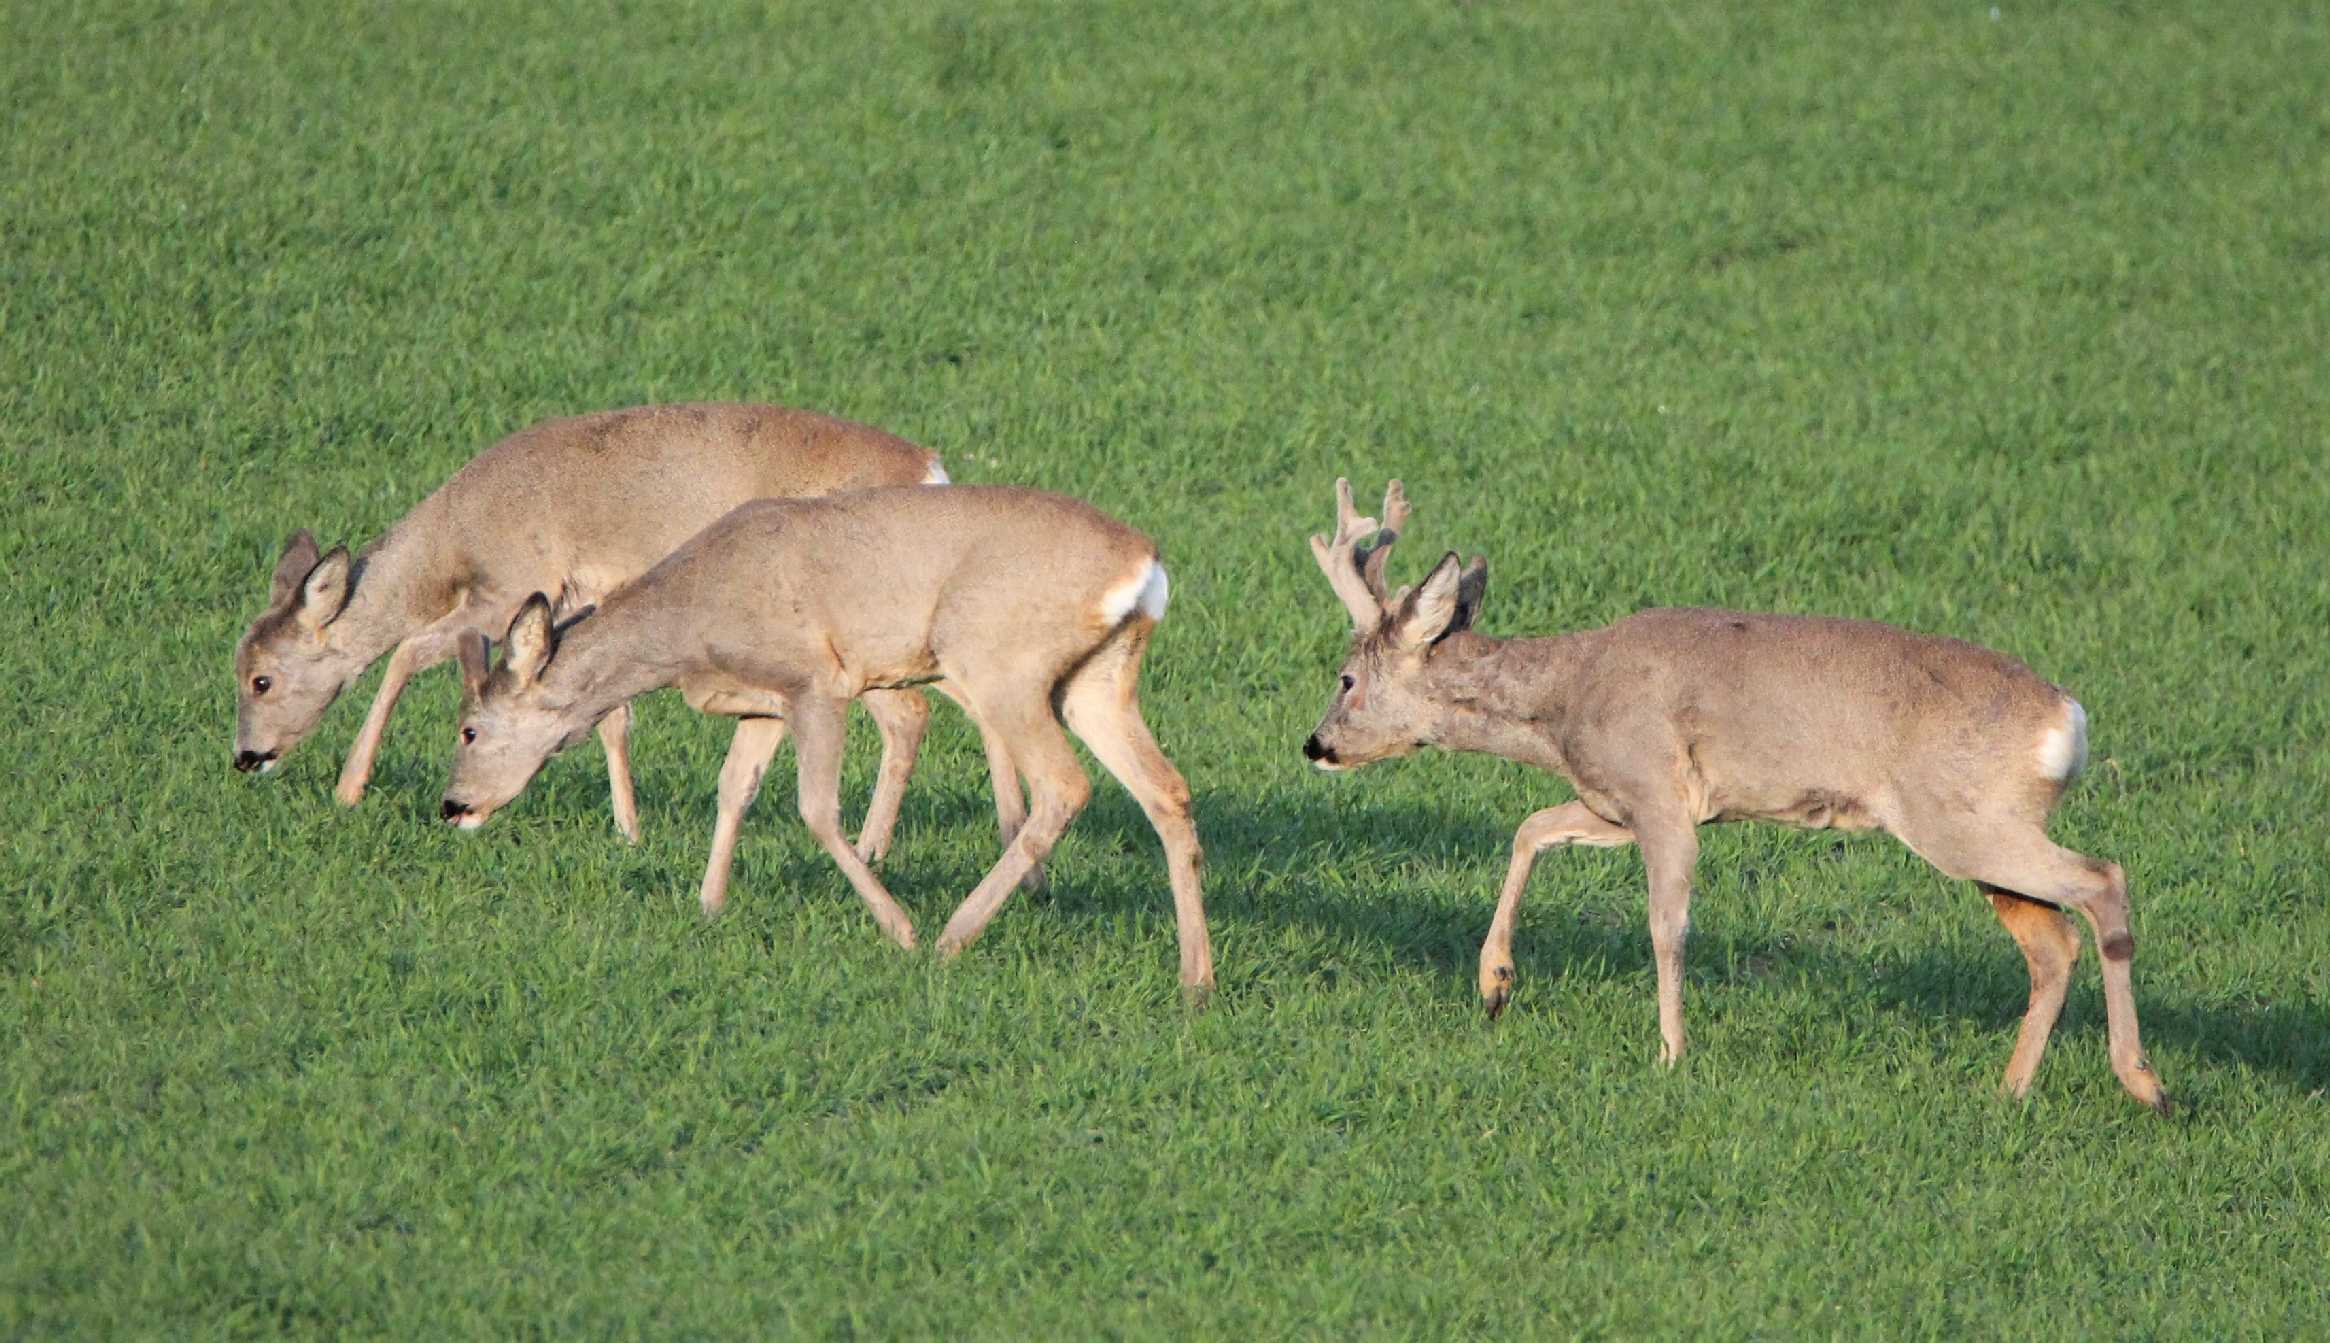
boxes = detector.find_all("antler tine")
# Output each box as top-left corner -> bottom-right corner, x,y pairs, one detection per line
1308,476 -> 1385,628
1358,479 -> 1409,598
1333,477 -> 1380,544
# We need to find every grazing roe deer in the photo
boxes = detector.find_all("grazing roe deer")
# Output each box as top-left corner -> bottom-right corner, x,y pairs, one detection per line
1302,479 -> 2167,1113
233,402 -> 970,855
437,485 -> 1213,996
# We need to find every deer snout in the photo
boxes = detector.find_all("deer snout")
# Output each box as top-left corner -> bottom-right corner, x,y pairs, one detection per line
234,749 -> 277,773
1303,735 -> 1337,765
441,796 -> 494,830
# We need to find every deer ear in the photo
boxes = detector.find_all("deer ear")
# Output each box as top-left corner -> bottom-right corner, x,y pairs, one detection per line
1391,552 -> 1467,651
503,594 -> 558,687
1448,555 -> 1489,636
293,545 -> 352,633
269,530 -> 320,606
457,629 -> 492,704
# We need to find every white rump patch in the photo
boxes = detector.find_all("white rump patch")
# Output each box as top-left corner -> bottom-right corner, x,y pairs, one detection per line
922,460 -> 951,485
2037,698 -> 2089,781
1096,558 -> 1170,625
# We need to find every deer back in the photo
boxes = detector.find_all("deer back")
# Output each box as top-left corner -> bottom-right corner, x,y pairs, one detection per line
415,403 -> 940,603
580,485 -> 1164,701
1560,608 -> 2082,829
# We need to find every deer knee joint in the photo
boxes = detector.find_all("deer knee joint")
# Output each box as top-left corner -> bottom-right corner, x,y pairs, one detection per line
1042,773 -> 1093,817
2101,931 -> 2134,962
1157,777 -> 1193,819
796,793 -> 843,838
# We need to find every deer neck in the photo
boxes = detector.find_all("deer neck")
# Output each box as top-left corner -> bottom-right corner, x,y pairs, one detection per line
1419,630 -> 1596,774
530,590 -> 694,730
328,520 -> 464,667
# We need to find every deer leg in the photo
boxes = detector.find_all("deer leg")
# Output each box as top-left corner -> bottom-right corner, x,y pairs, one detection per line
1059,628 -> 1212,999
934,701 -> 1091,959
334,624 -> 462,807
1982,884 -> 2080,1098
933,679 -> 1041,894
788,694 -> 918,949
699,716 -> 787,917
1900,819 -> 2168,1114
852,689 -> 930,866
986,728 -> 1042,895
2049,854 -> 2168,1113
596,700 -> 641,843
1480,801 -> 1636,1019
1636,817 -> 1702,1066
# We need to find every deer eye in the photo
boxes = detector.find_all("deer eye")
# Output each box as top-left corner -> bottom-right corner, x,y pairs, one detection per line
461,726 -> 477,746
1340,674 -> 1356,693
251,675 -> 272,695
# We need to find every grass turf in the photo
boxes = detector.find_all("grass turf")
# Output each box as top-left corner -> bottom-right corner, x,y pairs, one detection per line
5,0 -> 2328,1336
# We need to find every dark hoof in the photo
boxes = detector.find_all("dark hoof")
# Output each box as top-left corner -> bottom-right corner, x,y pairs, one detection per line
1484,990 -> 1508,1021
1180,983 -> 1213,1012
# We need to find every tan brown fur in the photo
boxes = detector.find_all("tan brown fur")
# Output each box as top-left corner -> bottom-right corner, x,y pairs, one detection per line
232,403 -> 957,849
1303,478 -> 2166,1113
439,485 -> 1212,996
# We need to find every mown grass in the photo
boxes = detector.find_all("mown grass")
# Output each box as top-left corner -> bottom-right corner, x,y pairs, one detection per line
5,0 -> 2327,1336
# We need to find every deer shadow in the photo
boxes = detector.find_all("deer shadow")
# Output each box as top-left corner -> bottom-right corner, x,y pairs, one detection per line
390,734 -> 2330,1102
1048,784 -> 2328,1101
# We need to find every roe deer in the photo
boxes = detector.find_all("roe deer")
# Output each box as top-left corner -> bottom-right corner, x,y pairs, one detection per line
1302,478 -> 2167,1113
232,402 -> 968,854
437,485 -> 1213,996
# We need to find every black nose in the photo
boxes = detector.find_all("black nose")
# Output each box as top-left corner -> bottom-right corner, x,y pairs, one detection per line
441,799 -> 470,821
234,750 -> 275,773
1302,735 -> 1328,762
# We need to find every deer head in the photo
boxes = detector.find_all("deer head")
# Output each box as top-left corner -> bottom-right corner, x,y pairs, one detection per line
439,595 -> 598,827
232,530 -> 362,773
1301,478 -> 1486,770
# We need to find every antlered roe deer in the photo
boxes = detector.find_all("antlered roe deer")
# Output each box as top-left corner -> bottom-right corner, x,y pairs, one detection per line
232,402 -> 966,855
438,485 -> 1213,996
1302,478 -> 2166,1113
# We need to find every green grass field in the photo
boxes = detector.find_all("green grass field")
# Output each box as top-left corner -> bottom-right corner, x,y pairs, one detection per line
7,0 -> 2328,1335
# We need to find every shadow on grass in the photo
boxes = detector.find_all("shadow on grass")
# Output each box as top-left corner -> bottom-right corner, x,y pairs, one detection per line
1077,787 -> 2330,1100
396,745 -> 2330,1100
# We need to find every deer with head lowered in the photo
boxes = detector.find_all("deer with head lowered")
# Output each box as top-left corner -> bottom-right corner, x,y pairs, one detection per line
438,484 -> 1213,996
1303,478 -> 2167,1113
234,402 -> 997,864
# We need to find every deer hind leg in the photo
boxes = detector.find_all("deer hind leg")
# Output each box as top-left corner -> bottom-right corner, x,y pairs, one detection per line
597,700 -> 641,844
932,679 -> 1041,894
934,694 -> 1091,960
1982,884 -> 2081,1098
852,688 -> 930,867
985,729 -> 1043,895
2057,854 -> 2168,1114
1059,620 -> 1212,998
1480,801 -> 1636,1019
1900,818 -> 2168,1114
1636,817 -> 1702,1066
787,695 -> 918,949
699,716 -> 787,917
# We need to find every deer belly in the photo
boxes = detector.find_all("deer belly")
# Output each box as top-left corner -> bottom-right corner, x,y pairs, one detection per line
1713,788 -> 1880,831
842,645 -> 944,694
681,677 -> 789,718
